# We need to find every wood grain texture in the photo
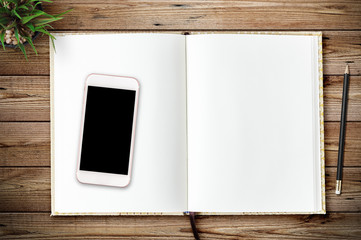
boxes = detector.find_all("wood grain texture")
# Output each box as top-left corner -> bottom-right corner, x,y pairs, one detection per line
326,168 -> 361,212
323,31 -> 361,76
0,37 -> 50,76
0,168 -> 50,212
0,167 -> 360,213
0,31 -> 360,75
324,121 -> 361,167
1,122 -> 360,167
324,75 -> 361,122
0,213 -> 360,240
43,1 -> 361,30
324,122 -> 361,156
0,76 -> 49,122
1,75 -> 360,122
0,0 -> 360,238
0,123 -> 49,166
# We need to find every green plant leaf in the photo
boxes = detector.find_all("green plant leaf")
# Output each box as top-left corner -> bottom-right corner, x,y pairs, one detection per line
54,9 -> 73,18
0,16 -> 10,25
14,27 -> 28,60
18,26 -> 30,38
31,9 -> 56,19
0,30 -> 5,50
17,5 -> 29,11
4,20 -> 16,29
18,42 -> 28,60
11,9 -> 22,19
37,27 -> 56,50
14,26 -> 20,42
24,36 -> 37,55
25,22 -> 35,32
0,7 -> 10,14
21,12 -> 44,24
36,27 -> 55,39
5,0 -> 17,4
33,17 -> 62,26
50,35 -> 55,52
32,2 -> 42,9
0,19 -> 16,30
1,0 -> 71,58
2,1 -> 10,9
40,23 -> 54,29
33,23 -> 53,30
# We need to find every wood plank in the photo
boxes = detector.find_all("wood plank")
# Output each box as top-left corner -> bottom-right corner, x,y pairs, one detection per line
325,122 -> 361,152
0,167 -> 360,213
323,31 -> 361,76
324,122 -> 361,167
0,37 -> 50,76
0,168 -> 50,213
45,1 -> 361,30
0,213 -> 360,239
326,168 -> 361,212
324,75 -> 361,122
1,75 -> 360,122
0,31 -> 360,75
325,151 -> 361,168
1,122 -> 360,167
0,123 -> 49,166
0,1 -> 359,238
0,76 -> 50,121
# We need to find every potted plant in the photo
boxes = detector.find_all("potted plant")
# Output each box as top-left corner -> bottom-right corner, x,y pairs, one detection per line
0,0 -> 71,59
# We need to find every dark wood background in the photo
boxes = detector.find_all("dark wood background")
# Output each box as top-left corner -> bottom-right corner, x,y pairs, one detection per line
1,0 -> 361,239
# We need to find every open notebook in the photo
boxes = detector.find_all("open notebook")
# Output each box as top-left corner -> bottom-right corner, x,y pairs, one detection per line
51,32 -> 325,215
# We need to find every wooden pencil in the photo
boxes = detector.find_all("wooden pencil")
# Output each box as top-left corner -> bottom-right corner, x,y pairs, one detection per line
336,65 -> 350,195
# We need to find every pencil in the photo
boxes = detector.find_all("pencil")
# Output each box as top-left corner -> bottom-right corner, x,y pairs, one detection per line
336,65 -> 350,195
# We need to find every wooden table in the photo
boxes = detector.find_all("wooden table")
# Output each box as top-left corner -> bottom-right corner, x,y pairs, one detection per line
0,1 -> 360,239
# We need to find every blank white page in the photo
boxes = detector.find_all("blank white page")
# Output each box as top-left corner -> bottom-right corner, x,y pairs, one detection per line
186,34 -> 321,213
52,33 -> 187,214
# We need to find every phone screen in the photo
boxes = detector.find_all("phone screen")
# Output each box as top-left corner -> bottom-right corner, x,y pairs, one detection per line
79,86 -> 136,175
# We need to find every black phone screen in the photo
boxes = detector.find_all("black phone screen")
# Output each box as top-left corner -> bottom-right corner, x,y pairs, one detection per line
79,86 -> 136,175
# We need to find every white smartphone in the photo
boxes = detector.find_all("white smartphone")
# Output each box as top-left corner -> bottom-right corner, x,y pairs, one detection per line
76,74 -> 140,187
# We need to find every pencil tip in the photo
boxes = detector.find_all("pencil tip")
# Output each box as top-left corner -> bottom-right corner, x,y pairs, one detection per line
345,64 -> 349,74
